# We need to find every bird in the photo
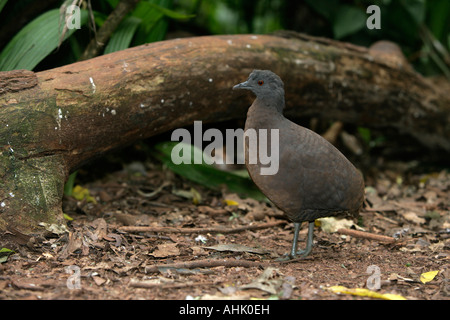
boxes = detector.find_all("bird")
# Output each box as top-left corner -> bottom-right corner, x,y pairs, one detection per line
233,70 -> 365,259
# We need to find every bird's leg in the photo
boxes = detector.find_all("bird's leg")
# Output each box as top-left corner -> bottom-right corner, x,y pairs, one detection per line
295,221 -> 314,257
276,221 -> 314,261
289,222 -> 301,257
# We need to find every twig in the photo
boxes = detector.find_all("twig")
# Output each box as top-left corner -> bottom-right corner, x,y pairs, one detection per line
144,258 -> 268,273
79,0 -> 140,60
337,228 -> 396,243
119,220 -> 287,234
129,280 -> 220,289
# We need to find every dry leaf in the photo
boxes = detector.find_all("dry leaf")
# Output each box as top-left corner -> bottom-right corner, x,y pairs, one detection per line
317,217 -> 355,233
400,211 -> 426,224
150,243 -> 180,258
204,244 -> 269,255
240,267 -> 282,295
92,275 -> 106,286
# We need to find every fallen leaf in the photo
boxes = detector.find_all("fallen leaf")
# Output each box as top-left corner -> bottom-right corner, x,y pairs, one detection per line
317,217 -> 355,233
150,243 -> 180,258
204,243 -> 269,255
400,211 -> 426,224
420,270 -> 439,284
224,199 -> 239,206
92,275 -> 106,286
72,185 -> 97,203
328,285 -> 406,300
240,267 -> 282,295
39,222 -> 69,235
172,188 -> 202,204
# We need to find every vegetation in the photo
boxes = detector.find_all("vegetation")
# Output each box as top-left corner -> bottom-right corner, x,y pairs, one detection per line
0,0 -> 448,197
0,0 -> 448,76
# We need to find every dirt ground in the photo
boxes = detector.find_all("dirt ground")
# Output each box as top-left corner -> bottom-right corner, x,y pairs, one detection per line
0,146 -> 449,300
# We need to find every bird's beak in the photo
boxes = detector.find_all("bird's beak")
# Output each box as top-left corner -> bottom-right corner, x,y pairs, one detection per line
233,80 -> 250,90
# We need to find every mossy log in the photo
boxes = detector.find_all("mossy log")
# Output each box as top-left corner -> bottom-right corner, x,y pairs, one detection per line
1,34 -> 449,248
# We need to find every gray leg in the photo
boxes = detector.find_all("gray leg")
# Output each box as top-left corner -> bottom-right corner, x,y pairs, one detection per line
277,221 -> 315,261
289,222 -> 301,257
295,221 -> 314,257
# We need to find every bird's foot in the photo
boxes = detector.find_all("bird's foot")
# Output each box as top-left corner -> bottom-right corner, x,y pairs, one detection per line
275,250 -> 309,261
275,254 -> 291,262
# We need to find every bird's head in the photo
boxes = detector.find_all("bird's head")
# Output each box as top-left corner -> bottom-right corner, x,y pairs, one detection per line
233,70 -> 285,110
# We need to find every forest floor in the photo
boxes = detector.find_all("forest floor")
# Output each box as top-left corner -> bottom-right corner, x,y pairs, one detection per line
0,143 -> 449,301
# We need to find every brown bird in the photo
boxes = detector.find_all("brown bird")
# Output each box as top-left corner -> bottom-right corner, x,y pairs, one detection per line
233,70 -> 365,259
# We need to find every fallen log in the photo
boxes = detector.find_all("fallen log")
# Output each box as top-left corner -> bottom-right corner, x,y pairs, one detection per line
0,33 -> 449,248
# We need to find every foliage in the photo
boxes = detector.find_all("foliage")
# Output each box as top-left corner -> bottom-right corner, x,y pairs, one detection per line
0,0 -> 448,75
0,0 -> 448,197
0,0 -> 193,71
175,0 -> 449,77
1,0 -> 447,76
0,247 -> 14,263
0,9 -> 89,71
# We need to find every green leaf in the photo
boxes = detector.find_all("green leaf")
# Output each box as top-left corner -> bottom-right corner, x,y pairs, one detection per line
0,247 -> 14,263
357,127 -> 371,144
153,142 -> 267,202
332,5 -> 366,39
401,0 -> 425,25
104,16 -> 141,54
131,0 -> 194,45
426,0 -> 450,41
147,2 -> 195,20
0,0 -> 8,14
305,0 -> 339,20
64,171 -> 78,196
132,1 -> 166,44
0,8 -> 88,71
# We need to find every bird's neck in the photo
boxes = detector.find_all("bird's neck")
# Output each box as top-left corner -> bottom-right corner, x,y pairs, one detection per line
256,90 -> 285,112
246,97 -> 285,129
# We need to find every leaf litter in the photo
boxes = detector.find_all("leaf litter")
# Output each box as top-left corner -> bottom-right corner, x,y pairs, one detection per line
0,149 -> 449,300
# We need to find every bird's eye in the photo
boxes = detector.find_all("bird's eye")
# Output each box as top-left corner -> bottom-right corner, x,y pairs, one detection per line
258,80 -> 264,86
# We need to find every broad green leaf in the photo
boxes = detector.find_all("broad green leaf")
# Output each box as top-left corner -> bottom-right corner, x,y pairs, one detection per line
332,5 -> 366,39
104,16 -> 142,54
0,8 -> 88,71
153,142 -> 267,202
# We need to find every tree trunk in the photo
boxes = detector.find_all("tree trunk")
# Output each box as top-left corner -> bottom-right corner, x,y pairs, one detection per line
0,34 -> 449,248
